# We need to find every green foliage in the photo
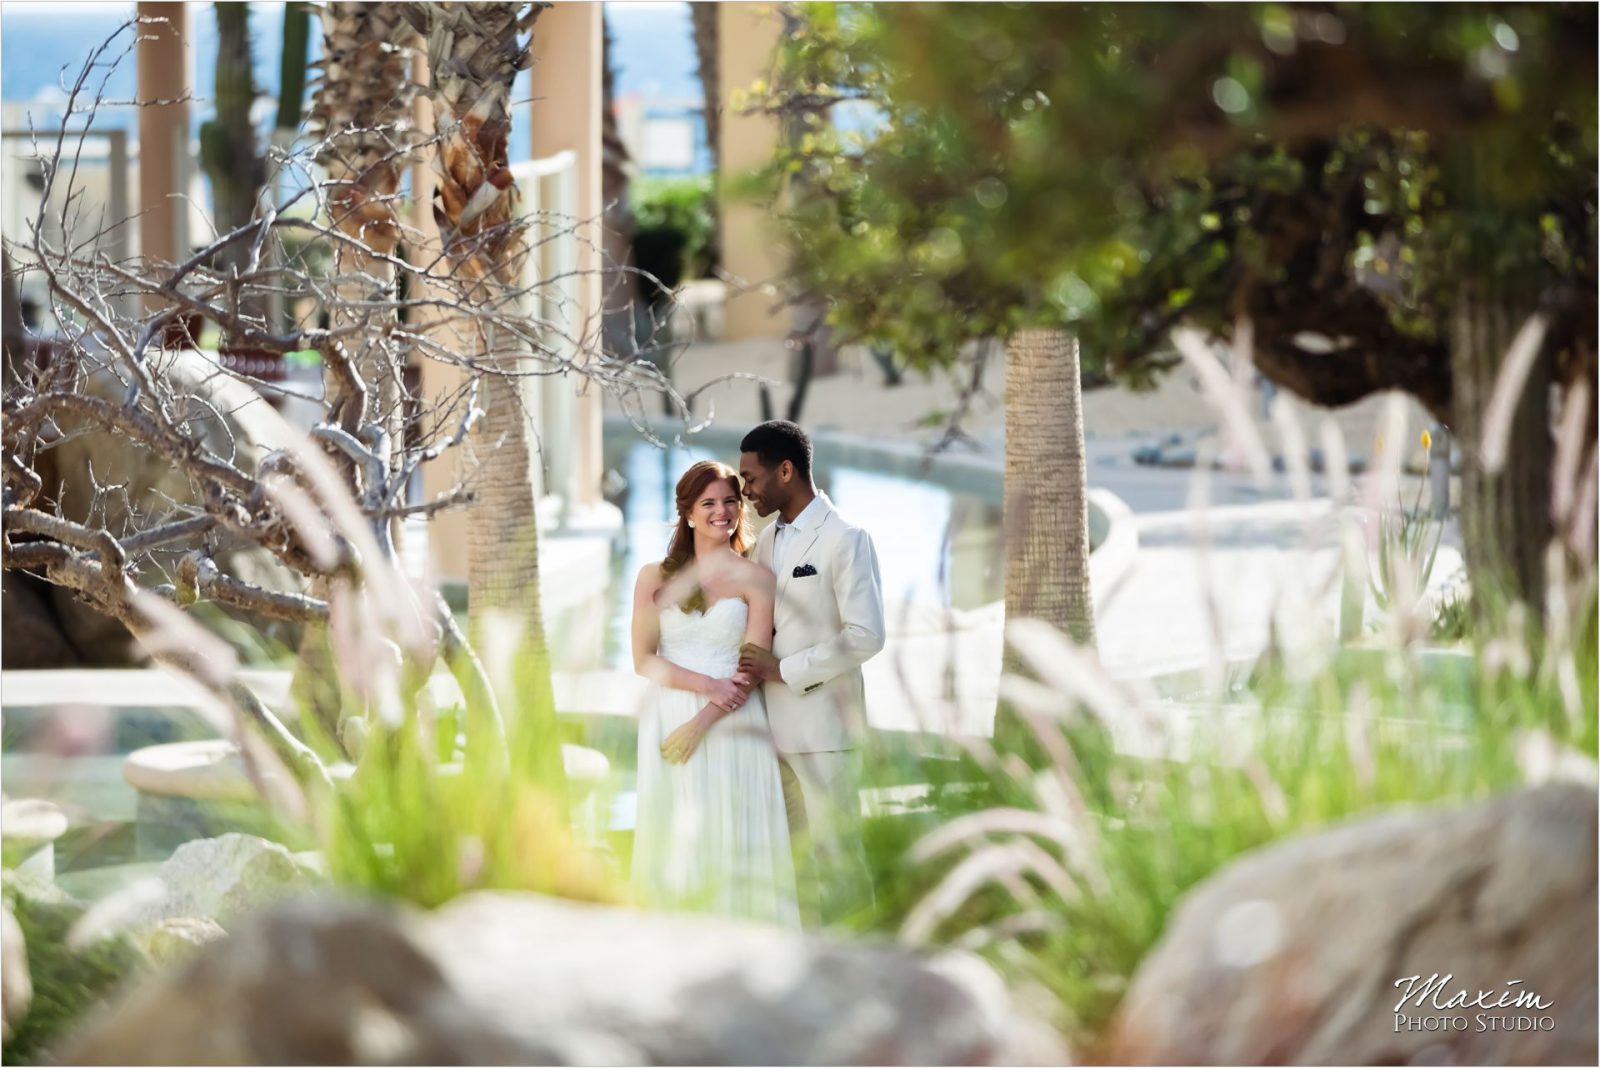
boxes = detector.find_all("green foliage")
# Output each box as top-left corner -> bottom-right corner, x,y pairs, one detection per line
312,632 -> 616,911
1367,487 -> 1445,618
753,3 -> 1596,382
1431,589 -> 1472,642
852,597 -> 1596,1044
632,176 -> 717,297
1,877 -> 146,1065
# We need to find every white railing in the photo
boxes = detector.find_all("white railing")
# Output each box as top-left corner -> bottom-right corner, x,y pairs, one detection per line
510,149 -> 581,507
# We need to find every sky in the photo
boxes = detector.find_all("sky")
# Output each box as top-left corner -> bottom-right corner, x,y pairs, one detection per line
0,1 -> 700,137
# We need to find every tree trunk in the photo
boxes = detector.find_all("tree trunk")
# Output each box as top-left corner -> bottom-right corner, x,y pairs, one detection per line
600,13 -> 637,360
1003,327 -> 1096,647
418,1 -> 564,796
466,353 -> 551,666
690,1 -> 721,270
1450,282 -> 1553,625
199,3 -> 264,275
293,1 -> 419,751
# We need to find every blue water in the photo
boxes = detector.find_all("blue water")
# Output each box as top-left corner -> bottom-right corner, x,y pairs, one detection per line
581,437 -> 1003,670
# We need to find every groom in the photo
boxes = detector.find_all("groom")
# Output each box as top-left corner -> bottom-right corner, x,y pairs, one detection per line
736,420 -> 884,923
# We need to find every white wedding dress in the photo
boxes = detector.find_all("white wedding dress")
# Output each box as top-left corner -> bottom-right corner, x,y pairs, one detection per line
632,597 -> 801,928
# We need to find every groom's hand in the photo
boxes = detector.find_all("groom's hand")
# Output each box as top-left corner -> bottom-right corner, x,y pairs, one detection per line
661,712 -> 711,765
738,643 -> 781,684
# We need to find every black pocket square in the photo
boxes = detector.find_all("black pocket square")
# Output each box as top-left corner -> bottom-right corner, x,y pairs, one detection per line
791,563 -> 817,578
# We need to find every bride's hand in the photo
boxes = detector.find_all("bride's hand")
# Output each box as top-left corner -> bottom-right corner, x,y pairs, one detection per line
706,676 -> 747,711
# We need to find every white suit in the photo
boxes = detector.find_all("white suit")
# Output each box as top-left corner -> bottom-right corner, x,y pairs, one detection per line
751,494 -> 883,919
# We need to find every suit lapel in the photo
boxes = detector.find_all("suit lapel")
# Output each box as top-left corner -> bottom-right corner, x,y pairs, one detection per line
778,500 -> 832,600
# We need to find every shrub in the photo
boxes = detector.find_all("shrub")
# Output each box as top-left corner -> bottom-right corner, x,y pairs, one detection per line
631,176 -> 716,301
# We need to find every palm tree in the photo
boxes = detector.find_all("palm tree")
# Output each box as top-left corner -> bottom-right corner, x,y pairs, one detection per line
307,1 -> 417,449
413,1 -> 564,790
297,1 -> 418,747
1004,329 -> 1096,647
689,2 -> 720,268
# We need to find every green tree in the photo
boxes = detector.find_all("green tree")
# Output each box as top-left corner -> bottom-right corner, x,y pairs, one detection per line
755,2 -> 1595,629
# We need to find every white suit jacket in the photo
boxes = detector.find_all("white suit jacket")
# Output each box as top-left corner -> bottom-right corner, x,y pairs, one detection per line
752,495 -> 885,753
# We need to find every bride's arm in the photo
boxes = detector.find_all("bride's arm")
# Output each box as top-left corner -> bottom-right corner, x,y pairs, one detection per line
661,567 -> 771,765
742,567 -> 776,652
631,564 -> 743,706
694,567 -> 774,729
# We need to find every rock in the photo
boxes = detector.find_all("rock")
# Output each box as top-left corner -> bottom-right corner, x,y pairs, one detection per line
1108,784 -> 1597,1066
2,903 -> 31,1039
417,892 -> 1067,1066
63,891 -> 1070,1065
59,897 -> 542,1066
154,833 -> 321,924
121,833 -> 321,932
135,917 -> 228,965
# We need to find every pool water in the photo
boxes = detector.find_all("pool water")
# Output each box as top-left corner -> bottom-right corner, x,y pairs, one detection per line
551,437 -> 1005,671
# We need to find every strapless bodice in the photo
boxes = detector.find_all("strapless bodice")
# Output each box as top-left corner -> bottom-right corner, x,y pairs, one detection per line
657,598 -> 747,679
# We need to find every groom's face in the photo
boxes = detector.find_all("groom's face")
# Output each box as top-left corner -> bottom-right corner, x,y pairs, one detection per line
739,452 -> 787,518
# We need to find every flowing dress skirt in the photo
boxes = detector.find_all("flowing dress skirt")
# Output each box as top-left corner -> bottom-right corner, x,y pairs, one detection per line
632,683 -> 801,928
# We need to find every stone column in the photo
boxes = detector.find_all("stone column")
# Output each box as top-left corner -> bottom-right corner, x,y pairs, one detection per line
530,1 -> 604,513
717,3 -> 787,341
135,1 -> 190,285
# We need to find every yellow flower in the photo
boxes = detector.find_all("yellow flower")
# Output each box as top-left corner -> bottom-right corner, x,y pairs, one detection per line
1375,435 -> 1385,454
1421,429 -> 1433,451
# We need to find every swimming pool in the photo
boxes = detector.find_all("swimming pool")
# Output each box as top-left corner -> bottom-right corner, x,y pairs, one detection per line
547,430 -> 1006,672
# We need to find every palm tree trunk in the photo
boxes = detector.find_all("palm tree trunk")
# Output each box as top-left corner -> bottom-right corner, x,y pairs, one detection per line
418,1 -> 565,795
1451,281 -> 1553,626
293,1 -> 419,750
690,2 -> 721,269
1003,327 -> 1096,647
310,1 -> 415,453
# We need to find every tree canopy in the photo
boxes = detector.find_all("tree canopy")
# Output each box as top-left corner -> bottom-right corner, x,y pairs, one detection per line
753,3 -> 1597,417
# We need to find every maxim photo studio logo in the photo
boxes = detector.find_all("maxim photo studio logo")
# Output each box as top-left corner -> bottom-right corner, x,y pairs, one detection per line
1393,974 -> 1556,1034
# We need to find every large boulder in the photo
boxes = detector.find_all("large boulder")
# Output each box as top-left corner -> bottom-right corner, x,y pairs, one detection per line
415,892 -> 1066,1065
58,897 -> 540,1066
1108,783 -> 1597,1066
62,891 -> 1069,1065
4,346 -> 307,668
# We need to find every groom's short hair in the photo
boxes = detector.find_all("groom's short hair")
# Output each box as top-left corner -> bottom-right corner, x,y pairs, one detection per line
741,420 -> 812,480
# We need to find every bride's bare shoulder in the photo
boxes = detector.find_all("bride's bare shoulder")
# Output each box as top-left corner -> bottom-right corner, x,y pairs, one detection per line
634,561 -> 666,595
733,553 -> 776,593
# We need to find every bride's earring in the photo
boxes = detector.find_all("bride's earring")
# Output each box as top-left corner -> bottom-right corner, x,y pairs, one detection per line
687,519 -> 696,529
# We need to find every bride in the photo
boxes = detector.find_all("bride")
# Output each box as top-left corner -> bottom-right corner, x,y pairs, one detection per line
630,459 -> 800,928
